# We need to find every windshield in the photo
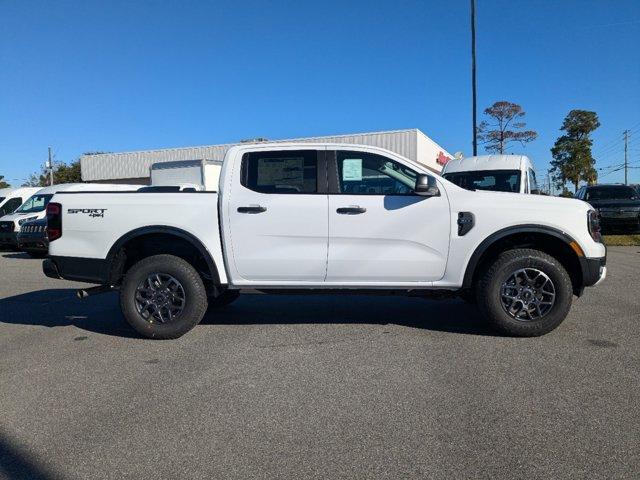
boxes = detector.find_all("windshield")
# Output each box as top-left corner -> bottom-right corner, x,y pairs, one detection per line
0,197 -> 5,204
15,194 -> 53,213
443,170 -> 521,193
586,186 -> 637,201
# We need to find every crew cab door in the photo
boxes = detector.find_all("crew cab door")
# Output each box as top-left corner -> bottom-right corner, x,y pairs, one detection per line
326,150 -> 450,283
226,148 -> 328,283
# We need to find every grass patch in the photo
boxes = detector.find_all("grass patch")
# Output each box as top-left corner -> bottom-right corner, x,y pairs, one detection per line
603,234 -> 640,246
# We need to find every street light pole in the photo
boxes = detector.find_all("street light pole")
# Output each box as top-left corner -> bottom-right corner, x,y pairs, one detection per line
48,146 -> 54,186
471,0 -> 478,156
623,130 -> 629,185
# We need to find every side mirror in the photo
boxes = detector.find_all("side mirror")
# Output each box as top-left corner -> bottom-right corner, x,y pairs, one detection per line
414,174 -> 440,197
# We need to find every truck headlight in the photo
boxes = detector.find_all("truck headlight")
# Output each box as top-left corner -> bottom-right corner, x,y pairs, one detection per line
588,210 -> 602,243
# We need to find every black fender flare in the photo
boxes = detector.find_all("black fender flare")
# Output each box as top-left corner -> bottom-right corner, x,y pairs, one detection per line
106,225 -> 221,285
461,224 -> 581,288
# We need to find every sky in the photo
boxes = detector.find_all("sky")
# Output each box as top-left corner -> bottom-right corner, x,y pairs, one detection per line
1,0 -> 639,187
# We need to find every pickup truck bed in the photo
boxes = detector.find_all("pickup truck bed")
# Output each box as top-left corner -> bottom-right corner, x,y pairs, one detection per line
45,191 -> 224,285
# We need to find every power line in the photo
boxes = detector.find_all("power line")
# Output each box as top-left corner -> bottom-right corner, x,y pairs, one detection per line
595,130 -> 639,174
594,139 -> 629,158
592,121 -> 640,157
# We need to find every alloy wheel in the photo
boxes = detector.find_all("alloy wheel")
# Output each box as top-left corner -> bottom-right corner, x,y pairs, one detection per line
134,273 -> 186,324
500,268 -> 556,321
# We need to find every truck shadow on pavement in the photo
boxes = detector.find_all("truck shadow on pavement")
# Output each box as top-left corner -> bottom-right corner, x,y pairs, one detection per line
0,289 -> 493,338
2,253 -> 41,260
0,426 -> 60,480
0,289 -> 138,338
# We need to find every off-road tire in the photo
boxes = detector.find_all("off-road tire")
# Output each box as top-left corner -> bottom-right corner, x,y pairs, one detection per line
476,248 -> 573,337
208,289 -> 240,309
120,254 -> 208,339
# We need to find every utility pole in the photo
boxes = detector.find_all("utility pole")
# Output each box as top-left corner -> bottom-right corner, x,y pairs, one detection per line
48,146 -> 54,186
623,130 -> 629,185
471,0 -> 478,156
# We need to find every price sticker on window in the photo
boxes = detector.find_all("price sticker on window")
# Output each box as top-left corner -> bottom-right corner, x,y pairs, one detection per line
342,159 -> 362,181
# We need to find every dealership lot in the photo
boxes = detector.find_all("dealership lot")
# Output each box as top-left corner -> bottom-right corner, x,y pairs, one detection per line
0,248 -> 638,479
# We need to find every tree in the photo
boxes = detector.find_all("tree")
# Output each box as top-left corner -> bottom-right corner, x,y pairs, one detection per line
549,110 -> 600,193
476,101 -> 538,154
0,175 -> 9,188
23,159 -> 83,187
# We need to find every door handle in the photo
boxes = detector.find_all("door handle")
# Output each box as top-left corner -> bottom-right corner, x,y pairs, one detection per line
237,205 -> 267,214
336,206 -> 366,215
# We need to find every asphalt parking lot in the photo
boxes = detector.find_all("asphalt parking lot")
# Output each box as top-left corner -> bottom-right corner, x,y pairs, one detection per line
0,248 -> 638,479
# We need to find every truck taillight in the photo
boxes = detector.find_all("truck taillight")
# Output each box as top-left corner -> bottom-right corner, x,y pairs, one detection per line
46,202 -> 62,241
588,209 -> 601,243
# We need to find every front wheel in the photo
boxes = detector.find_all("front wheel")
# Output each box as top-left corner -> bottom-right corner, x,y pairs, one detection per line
120,254 -> 208,339
476,248 -> 573,337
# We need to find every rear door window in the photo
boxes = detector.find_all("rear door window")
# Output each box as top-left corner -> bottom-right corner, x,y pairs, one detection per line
241,150 -> 318,194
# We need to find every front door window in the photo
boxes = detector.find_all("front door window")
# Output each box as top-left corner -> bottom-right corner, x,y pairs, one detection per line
336,151 -> 417,195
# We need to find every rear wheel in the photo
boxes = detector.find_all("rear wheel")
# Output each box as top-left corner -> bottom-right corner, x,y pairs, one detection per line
476,248 -> 573,337
120,254 -> 208,339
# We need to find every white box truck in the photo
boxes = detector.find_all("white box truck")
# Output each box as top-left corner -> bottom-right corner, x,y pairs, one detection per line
150,160 -> 223,191
441,155 -> 539,194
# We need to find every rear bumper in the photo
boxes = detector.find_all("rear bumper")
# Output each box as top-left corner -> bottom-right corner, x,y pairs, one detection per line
43,256 -> 109,284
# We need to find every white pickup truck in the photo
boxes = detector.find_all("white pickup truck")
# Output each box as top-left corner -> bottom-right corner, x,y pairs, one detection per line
43,143 -> 606,339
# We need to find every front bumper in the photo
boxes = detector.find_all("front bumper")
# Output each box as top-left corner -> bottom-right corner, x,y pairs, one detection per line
17,235 -> 49,252
0,231 -> 18,247
599,209 -> 640,226
579,256 -> 607,288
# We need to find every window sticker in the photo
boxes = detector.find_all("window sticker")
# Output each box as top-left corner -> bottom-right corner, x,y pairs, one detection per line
342,159 -> 362,181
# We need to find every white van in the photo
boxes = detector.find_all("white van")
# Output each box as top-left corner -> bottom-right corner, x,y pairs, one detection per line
150,159 -> 222,191
0,183 -> 140,248
441,155 -> 539,194
0,187 -> 41,217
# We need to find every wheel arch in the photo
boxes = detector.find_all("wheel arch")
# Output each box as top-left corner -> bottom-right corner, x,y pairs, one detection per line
462,225 -> 585,296
106,226 -> 221,287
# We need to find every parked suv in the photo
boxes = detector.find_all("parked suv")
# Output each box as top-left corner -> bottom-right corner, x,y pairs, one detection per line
576,184 -> 640,233
17,218 -> 48,258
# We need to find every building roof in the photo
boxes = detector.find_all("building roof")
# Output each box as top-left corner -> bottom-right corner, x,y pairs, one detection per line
81,129 -> 451,181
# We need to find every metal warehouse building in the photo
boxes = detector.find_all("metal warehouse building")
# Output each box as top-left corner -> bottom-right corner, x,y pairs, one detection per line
81,129 -> 452,184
